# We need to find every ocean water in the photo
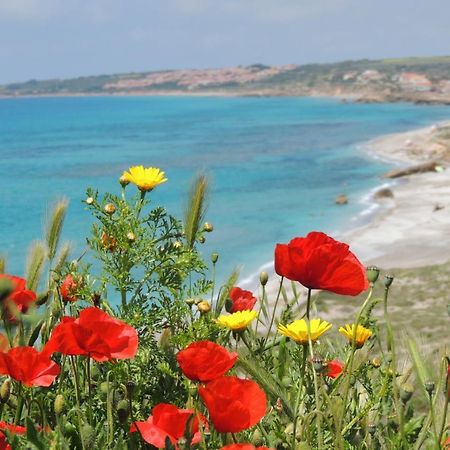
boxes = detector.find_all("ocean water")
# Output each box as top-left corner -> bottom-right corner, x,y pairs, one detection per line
1,96 -> 450,286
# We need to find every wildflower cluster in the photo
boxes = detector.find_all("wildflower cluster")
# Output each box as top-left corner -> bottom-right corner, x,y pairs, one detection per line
0,166 -> 447,449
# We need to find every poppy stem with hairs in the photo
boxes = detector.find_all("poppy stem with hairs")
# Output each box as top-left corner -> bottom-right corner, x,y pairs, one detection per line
14,383 -> 23,426
263,276 -> 284,348
305,288 -> 312,320
70,356 -> 87,450
292,345 -> 308,447
437,358 -> 450,445
86,355 -> 93,423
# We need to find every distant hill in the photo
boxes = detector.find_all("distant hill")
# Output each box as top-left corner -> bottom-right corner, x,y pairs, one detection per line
3,56 -> 450,104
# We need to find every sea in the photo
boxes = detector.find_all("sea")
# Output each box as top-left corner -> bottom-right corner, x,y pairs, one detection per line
1,96 -> 450,288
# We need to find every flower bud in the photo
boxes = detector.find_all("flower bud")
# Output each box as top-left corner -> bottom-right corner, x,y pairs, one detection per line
371,357 -> 381,368
203,222 -> 214,232
274,398 -> 283,412
0,380 -> 11,402
259,271 -> 269,286
126,232 -> 136,243
85,197 -> 94,205
92,292 -> 101,308
104,203 -> 116,215
198,236 -> 206,244
80,424 -> 96,448
185,298 -> 195,306
126,381 -> 136,398
101,232 -> 116,251
197,300 -> 211,314
425,380 -> 435,395
0,278 -> 13,301
211,252 -> 219,264
400,384 -> 414,403
54,394 -> 65,415
119,175 -> 130,187
173,241 -> 182,249
367,423 -> 377,435
116,399 -> 130,424
384,274 -> 394,288
366,266 -> 380,283
312,355 -> 326,374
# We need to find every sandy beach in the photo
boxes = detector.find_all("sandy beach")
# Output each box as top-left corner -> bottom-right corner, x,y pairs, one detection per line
345,121 -> 450,269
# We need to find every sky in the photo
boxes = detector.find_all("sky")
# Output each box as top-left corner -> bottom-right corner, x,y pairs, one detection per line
1,0 -> 450,84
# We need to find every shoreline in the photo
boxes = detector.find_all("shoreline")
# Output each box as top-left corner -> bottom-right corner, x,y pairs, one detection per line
243,119 -> 450,291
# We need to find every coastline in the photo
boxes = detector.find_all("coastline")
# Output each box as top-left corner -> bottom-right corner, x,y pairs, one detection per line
246,119 -> 450,294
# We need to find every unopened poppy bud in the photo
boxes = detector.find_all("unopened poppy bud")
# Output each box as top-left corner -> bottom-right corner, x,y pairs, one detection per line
384,274 -> 394,288
185,298 -> 195,306
367,423 -> 377,435
197,300 -> 211,314
400,384 -> 414,403
203,222 -> 214,232
54,394 -> 65,415
119,175 -> 130,187
259,271 -> 269,286
312,356 -> 326,373
85,197 -> 95,205
126,381 -> 136,398
116,399 -> 129,424
104,203 -> 116,215
281,376 -> 291,388
371,357 -> 381,368
0,278 -> 13,301
425,380 -> 435,395
0,380 -> 10,402
126,232 -> 136,243
211,252 -> 219,264
198,236 -> 206,244
92,292 -> 101,307
81,424 -> 96,448
366,266 -> 380,283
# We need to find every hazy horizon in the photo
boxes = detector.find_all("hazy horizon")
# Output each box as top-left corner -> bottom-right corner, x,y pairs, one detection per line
1,0 -> 450,84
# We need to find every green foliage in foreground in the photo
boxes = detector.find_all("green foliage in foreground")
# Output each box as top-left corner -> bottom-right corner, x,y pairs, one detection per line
0,174 -> 448,450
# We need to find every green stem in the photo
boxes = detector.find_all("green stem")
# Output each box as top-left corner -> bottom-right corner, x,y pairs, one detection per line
263,277 -> 284,348
438,360 -> 449,445
292,345 -> 308,447
70,356 -> 86,450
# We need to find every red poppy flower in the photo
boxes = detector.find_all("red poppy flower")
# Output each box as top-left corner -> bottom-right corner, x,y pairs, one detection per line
274,232 -> 368,296
198,376 -> 267,433
220,445 -> 273,450
0,347 -> 60,387
0,432 -> 11,450
0,422 -> 26,435
227,287 -> 257,313
326,360 -> 344,379
176,340 -> 237,382
43,306 -> 138,362
0,275 -> 37,324
60,274 -> 79,303
130,403 -> 206,448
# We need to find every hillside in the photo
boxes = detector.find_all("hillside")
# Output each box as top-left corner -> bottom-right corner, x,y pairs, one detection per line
3,56 -> 450,104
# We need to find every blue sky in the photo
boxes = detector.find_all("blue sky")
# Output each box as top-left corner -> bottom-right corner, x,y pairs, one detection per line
1,0 -> 449,83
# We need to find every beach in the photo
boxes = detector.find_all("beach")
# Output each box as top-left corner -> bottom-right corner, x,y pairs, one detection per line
345,121 -> 450,269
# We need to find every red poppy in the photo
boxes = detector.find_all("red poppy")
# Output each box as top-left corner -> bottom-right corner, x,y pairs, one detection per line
130,403 -> 206,448
0,422 -> 26,435
43,306 -> 138,362
444,437 -> 450,449
198,376 -> 267,433
0,432 -> 11,450
60,274 -> 79,303
0,347 -> 60,387
275,232 -> 368,296
220,446 -> 273,450
0,275 -> 37,324
176,340 -> 237,382
227,287 -> 257,313
326,360 -> 344,379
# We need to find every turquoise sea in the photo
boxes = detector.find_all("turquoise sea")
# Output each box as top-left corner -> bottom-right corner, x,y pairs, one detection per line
1,96 -> 450,285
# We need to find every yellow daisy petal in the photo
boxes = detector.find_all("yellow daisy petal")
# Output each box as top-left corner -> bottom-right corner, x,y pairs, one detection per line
215,310 -> 257,332
277,318 -> 332,345
122,165 -> 167,192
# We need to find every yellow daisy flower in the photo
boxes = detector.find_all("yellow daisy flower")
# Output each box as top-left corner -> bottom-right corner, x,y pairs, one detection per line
122,166 -> 167,192
215,310 -> 257,332
339,324 -> 372,348
278,318 -> 332,345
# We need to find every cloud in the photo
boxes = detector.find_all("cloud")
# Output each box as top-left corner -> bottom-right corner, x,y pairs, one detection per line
0,0 -> 57,21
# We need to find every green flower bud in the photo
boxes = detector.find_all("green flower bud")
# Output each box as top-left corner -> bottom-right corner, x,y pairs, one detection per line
126,381 -> 136,398
104,203 -> 116,215
85,197 -> 95,205
211,252 -> 219,264
80,424 -> 96,448
425,380 -> 435,396
203,222 -> 214,232
116,399 -> 129,424
367,423 -> 377,435
0,380 -> 11,402
366,266 -> 380,283
126,232 -> 136,243
54,394 -> 65,415
185,298 -> 195,306
384,274 -> 394,288
259,271 -> 269,286
198,236 -> 206,244
119,175 -> 130,187
400,384 -> 414,403
312,355 -> 326,374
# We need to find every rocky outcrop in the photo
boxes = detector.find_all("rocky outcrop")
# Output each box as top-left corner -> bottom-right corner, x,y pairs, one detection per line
335,194 -> 348,205
383,161 -> 443,178
374,188 -> 394,199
